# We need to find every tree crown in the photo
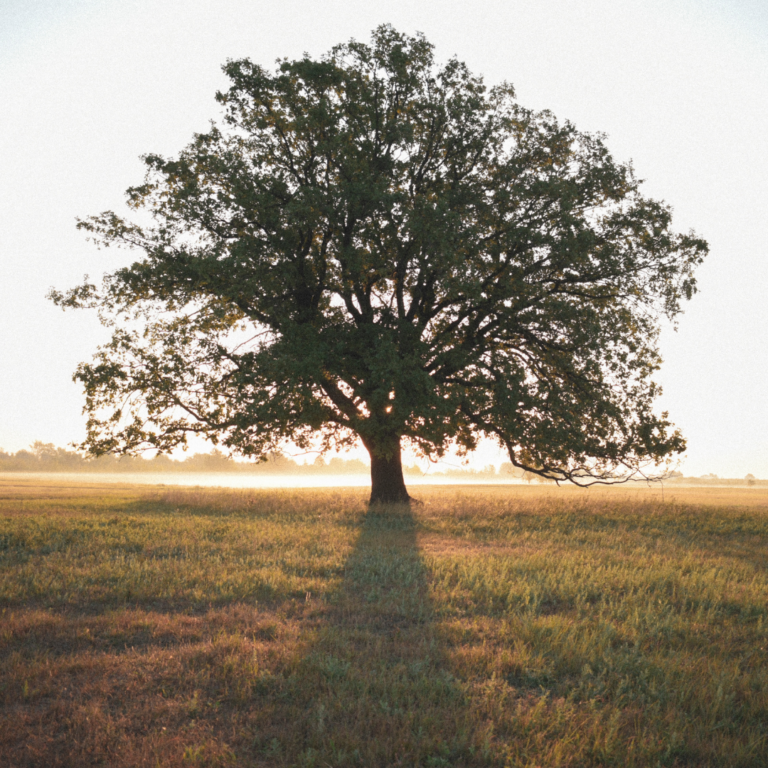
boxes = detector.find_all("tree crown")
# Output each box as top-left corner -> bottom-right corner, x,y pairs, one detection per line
52,25 -> 707,485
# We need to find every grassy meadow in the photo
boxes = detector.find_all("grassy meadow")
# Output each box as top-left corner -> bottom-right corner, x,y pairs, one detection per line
1,478 -> 766,767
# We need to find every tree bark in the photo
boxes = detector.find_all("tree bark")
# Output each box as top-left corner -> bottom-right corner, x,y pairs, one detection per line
365,437 -> 411,505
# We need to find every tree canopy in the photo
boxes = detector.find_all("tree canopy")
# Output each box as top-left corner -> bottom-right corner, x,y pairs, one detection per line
52,26 -> 707,503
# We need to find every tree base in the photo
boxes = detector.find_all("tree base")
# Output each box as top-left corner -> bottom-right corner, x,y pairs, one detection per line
367,440 -> 411,505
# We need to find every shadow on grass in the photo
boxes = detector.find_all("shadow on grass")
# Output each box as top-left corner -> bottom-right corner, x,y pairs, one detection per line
1,502 -> 494,768
253,503 -> 492,767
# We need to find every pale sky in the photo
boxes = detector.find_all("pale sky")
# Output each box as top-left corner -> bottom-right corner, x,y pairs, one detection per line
1,0 -> 766,477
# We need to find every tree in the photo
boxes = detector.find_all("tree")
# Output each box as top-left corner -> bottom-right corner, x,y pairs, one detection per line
51,26 -> 707,503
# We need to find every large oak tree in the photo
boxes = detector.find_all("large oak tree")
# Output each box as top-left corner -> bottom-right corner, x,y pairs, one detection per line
53,26 -> 707,503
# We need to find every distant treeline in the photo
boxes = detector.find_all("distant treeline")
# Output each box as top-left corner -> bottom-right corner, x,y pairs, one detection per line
0,442 -> 525,478
3,443 -> 761,484
0,442 -> 368,474
666,474 -> 767,487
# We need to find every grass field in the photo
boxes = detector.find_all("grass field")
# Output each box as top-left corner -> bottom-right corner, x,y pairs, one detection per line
1,478 -> 767,767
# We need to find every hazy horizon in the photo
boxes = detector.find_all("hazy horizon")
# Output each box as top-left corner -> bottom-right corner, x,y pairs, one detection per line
1,441 -> 763,483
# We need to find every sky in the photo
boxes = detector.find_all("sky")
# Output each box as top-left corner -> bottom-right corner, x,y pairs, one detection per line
1,0 -> 766,477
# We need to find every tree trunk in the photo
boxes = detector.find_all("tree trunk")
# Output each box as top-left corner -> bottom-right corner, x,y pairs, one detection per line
365,438 -> 411,505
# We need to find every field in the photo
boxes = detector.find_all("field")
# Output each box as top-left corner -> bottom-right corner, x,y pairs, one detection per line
1,479 -> 767,767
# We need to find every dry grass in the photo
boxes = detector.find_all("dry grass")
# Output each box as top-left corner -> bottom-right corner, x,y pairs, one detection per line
1,478 -> 767,766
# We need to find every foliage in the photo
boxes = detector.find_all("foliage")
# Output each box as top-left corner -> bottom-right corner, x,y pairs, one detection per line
51,26 -> 707,491
2,481 -> 767,765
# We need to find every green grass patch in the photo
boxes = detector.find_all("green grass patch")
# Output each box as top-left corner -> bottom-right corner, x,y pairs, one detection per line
1,480 -> 766,766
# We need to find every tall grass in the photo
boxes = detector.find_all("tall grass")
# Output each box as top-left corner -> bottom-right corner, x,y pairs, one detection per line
0,479 -> 766,766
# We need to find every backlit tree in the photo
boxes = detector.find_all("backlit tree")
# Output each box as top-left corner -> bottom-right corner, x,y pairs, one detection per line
52,26 -> 707,503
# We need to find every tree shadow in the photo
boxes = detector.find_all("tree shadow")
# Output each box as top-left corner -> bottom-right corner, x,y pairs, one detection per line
255,503 -> 493,767
1,496 -> 498,767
